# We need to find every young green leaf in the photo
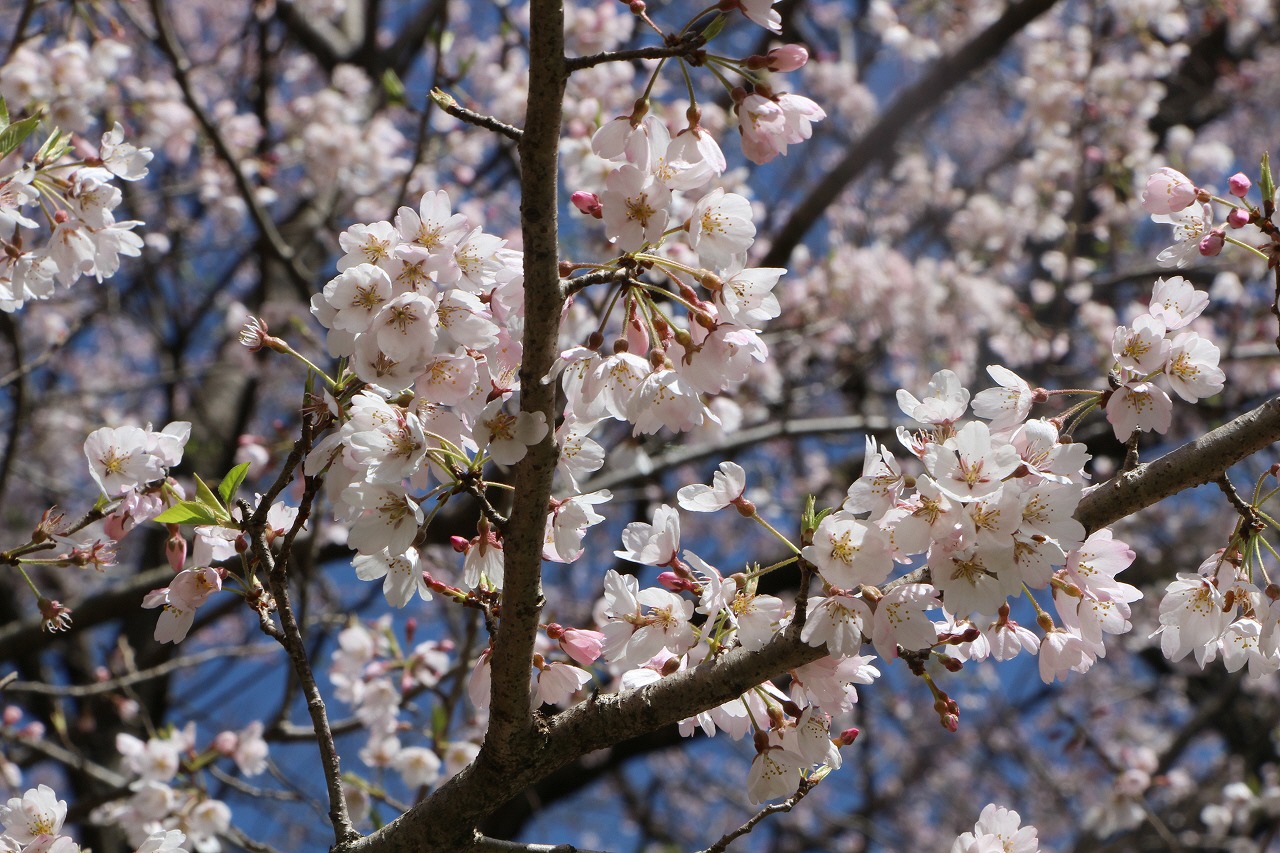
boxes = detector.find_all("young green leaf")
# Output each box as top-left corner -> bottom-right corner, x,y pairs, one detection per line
217,462 -> 251,507
0,114 -> 40,159
153,501 -> 223,526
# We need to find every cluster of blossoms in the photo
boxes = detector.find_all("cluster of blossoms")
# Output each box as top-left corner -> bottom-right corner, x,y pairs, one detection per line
573,369 -> 1139,805
87,724 -> 261,850
1105,274 -> 1224,441
0,118 -> 151,311
326,619 -> 479,808
2,783 -> 187,853
1152,548 -> 1280,679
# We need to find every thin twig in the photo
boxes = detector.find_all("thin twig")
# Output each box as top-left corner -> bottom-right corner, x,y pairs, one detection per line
698,777 -> 817,853
4,644 -> 277,697
565,40 -> 705,73
470,837 -> 615,853
0,729 -> 129,789
146,0 -> 312,289
244,432 -> 358,848
430,89 -> 523,142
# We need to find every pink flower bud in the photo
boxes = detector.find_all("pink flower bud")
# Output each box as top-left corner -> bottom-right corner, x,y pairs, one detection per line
1228,172 -> 1251,198
836,727 -> 860,746
3,705 -> 22,726
559,627 -> 606,665
213,730 -> 238,755
656,571 -> 696,592
450,535 -> 470,553
570,191 -> 603,219
767,45 -> 809,72
1227,208 -> 1250,229
165,530 -> 187,572
1198,229 -> 1225,256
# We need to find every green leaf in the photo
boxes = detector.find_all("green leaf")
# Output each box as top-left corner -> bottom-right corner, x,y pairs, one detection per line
153,501 -> 223,525
381,69 -> 406,106
701,12 -> 728,41
1261,152 -> 1275,208
193,473 -> 233,524
0,114 -> 40,159
217,462 -> 251,507
35,126 -> 69,163
0,97 -> 9,130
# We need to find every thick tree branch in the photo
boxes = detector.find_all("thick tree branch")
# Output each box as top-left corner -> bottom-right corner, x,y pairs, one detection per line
1077,396 -> 1280,534
760,0 -> 1061,269
484,0 -> 567,763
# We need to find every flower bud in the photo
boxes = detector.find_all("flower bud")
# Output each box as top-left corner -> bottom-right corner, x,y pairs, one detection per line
570,191 -> 602,219
836,727 -> 860,746
1227,208 -> 1250,229
213,730 -> 238,755
1198,229 -> 1225,257
767,45 -> 809,72
1228,172 -> 1252,198
657,571 -> 696,592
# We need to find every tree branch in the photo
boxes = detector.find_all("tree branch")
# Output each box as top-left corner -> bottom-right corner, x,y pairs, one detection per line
484,0 -> 567,763
698,777 -> 816,853
760,0 -> 1061,269
1077,396 -> 1280,534
147,0 -> 313,289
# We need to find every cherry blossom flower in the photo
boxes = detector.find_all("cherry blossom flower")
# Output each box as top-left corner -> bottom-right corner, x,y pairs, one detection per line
746,736 -> 805,804
870,583 -> 940,659
1039,629 -> 1096,686
0,784 -> 67,842
687,189 -> 755,269
393,747 -> 442,789
84,425 -> 164,496
843,436 -> 904,515
340,484 -> 425,556
802,513 -> 892,588
971,365 -> 1035,431
474,400 -> 548,466
925,421 -> 1020,503
629,368 -> 717,435
615,504 -> 681,566
1140,167 -> 1197,215
543,491 -> 611,563
1152,202 -> 1214,268
1112,314 -> 1169,374
951,804 -> 1041,853
354,547 -> 431,607
733,0 -> 784,33
135,829 -> 189,853
897,369 -> 970,426
1105,381 -> 1172,441
802,592 -> 872,658
534,660 -> 592,706
1148,275 -> 1209,329
1163,332 -> 1225,402
318,263 -> 393,333
1152,571 -> 1233,665
600,164 -> 670,251
677,461 -> 748,512
712,265 -> 783,325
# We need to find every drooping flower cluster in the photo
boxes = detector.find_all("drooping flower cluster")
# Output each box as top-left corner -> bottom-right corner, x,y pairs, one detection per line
328,619 -> 479,793
0,119 -> 151,311
2,783 -> 190,853
83,724 -> 246,850
1151,548 -> 1280,679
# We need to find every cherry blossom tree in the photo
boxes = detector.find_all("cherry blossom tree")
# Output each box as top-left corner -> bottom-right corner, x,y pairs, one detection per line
3,1 -> 1280,852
